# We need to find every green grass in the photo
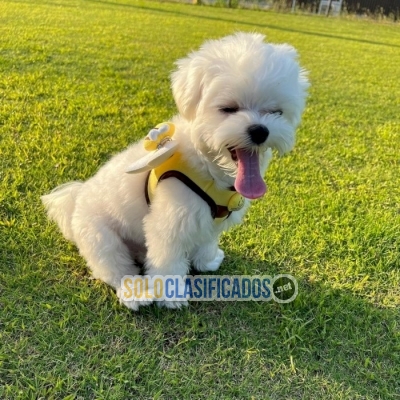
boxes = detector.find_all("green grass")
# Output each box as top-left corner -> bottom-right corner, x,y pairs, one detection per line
1,0 -> 399,398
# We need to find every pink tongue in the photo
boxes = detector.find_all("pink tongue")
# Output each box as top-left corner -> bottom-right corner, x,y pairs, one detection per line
234,149 -> 266,199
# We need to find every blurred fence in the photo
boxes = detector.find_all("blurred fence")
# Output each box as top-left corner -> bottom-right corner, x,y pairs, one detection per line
178,0 -> 400,21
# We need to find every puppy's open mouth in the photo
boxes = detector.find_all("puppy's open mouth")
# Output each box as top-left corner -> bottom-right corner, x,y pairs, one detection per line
228,147 -> 238,163
227,147 -> 267,200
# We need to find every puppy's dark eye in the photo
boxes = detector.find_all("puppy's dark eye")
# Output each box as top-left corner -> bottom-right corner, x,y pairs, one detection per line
219,106 -> 239,114
261,109 -> 283,116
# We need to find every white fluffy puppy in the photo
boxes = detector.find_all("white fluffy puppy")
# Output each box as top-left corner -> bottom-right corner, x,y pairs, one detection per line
42,33 -> 309,310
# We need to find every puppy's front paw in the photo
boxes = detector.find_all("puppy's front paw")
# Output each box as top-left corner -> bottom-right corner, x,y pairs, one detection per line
197,249 -> 225,272
116,287 -> 154,311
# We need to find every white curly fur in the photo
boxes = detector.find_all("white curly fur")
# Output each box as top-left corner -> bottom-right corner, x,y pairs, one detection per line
42,33 -> 309,310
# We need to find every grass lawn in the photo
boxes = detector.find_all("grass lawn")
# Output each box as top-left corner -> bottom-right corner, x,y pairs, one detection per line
1,0 -> 399,398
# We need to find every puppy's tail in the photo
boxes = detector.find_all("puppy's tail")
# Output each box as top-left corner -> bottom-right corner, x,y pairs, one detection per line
41,181 -> 83,242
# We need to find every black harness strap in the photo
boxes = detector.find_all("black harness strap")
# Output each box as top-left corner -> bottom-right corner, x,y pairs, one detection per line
145,170 -> 231,220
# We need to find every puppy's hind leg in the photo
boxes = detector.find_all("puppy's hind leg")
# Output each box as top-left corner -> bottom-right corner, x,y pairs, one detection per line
73,218 -> 147,311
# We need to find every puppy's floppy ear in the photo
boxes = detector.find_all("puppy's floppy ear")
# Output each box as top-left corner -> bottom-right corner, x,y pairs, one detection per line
171,55 -> 203,120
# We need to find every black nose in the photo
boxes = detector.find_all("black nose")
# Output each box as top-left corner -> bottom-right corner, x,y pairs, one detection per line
247,124 -> 269,145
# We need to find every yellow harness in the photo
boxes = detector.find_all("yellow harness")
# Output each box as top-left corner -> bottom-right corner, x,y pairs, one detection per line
145,151 -> 245,223
125,121 -> 245,223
